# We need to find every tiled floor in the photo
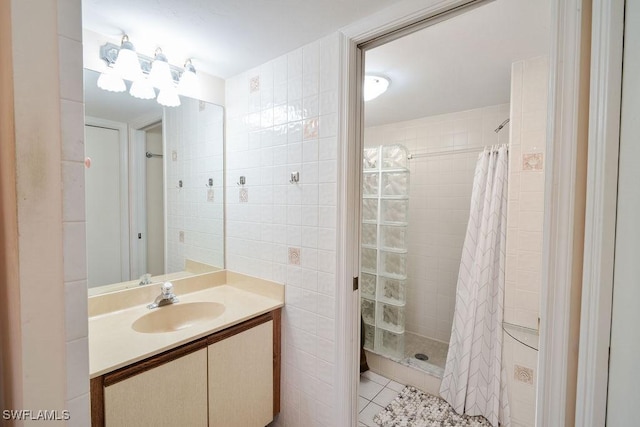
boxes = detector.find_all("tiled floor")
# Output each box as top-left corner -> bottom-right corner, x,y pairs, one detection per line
358,371 -> 405,427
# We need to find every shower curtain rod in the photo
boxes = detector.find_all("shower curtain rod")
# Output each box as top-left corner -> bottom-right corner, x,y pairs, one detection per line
407,144 -> 508,159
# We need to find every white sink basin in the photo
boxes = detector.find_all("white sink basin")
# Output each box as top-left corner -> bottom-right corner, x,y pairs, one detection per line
132,302 -> 225,334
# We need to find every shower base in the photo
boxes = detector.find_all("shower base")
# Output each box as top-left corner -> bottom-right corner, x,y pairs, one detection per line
401,332 -> 449,378
367,332 -> 449,378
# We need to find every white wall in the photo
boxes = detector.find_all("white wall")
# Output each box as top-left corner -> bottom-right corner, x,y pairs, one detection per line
1,0 -> 90,424
165,98 -> 225,272
225,34 -> 340,427
364,104 -> 510,344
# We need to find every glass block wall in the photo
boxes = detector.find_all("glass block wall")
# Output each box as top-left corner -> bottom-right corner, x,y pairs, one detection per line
361,145 -> 409,359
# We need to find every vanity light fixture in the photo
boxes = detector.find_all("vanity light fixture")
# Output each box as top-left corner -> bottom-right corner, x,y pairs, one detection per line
363,74 -> 390,102
157,87 -> 181,107
129,76 -> 156,100
97,66 -> 126,93
178,59 -> 198,98
113,35 -> 143,82
97,36 -> 199,107
148,48 -> 174,90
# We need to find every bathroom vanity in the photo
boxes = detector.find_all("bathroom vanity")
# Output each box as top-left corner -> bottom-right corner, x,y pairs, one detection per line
88,271 -> 283,427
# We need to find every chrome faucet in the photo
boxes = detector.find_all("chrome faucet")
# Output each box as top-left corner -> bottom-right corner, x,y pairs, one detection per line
147,282 -> 179,309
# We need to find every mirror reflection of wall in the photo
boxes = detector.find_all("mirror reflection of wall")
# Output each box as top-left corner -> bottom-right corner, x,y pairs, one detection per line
143,122 -> 164,276
83,69 -> 224,291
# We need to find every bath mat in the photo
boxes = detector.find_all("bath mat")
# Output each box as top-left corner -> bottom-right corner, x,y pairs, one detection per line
373,386 -> 492,427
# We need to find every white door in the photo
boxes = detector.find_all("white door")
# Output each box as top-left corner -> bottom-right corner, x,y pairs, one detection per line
606,1 -> 640,424
85,125 -> 125,287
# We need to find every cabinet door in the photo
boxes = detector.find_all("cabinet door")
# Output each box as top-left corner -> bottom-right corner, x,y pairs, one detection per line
208,320 -> 273,427
104,348 -> 208,427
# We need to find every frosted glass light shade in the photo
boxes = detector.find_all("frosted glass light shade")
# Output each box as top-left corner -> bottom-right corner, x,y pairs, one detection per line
177,61 -> 198,98
113,39 -> 142,82
364,75 -> 390,101
157,87 -> 181,107
149,52 -> 173,90
97,67 -> 126,92
130,77 -> 156,100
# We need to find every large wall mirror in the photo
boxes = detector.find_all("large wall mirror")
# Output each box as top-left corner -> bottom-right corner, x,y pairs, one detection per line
84,69 -> 224,295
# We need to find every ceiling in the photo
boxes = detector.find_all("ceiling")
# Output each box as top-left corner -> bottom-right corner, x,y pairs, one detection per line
81,0 -> 397,79
364,0 -> 550,126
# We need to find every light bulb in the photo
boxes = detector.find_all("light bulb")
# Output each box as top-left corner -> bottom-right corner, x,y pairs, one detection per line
113,35 -> 142,82
97,67 -> 126,92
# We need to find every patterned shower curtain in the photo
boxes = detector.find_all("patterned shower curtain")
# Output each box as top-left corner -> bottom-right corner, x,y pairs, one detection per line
439,145 -> 510,427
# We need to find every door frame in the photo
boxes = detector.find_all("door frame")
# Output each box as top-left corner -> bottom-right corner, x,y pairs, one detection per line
575,0 -> 625,425
84,116 -> 130,283
335,0 -> 593,425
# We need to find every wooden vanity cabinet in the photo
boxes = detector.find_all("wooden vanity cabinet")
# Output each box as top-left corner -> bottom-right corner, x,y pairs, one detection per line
90,309 -> 281,427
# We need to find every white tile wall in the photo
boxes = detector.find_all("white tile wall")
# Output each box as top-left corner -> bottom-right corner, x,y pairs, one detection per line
226,33 -> 340,427
504,57 -> 548,332
58,0 -> 90,423
364,104 -> 510,344
503,55 -> 549,427
165,99 -> 225,271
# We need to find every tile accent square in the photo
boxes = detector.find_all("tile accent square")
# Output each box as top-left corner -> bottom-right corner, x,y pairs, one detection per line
514,364 -> 534,385
288,247 -> 301,265
303,118 -> 319,139
249,75 -> 260,93
239,188 -> 249,203
522,152 -> 543,171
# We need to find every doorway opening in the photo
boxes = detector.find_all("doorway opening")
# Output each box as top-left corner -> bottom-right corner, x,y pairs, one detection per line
355,1 -> 550,425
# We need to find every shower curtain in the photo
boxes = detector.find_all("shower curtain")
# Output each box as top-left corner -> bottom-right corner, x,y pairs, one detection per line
439,145 -> 510,427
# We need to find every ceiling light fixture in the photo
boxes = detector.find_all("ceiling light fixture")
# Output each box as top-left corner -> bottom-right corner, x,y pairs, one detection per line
97,37 -> 197,107
364,75 -> 390,102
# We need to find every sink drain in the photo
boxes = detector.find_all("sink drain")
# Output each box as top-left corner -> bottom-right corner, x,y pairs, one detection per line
415,353 -> 429,361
